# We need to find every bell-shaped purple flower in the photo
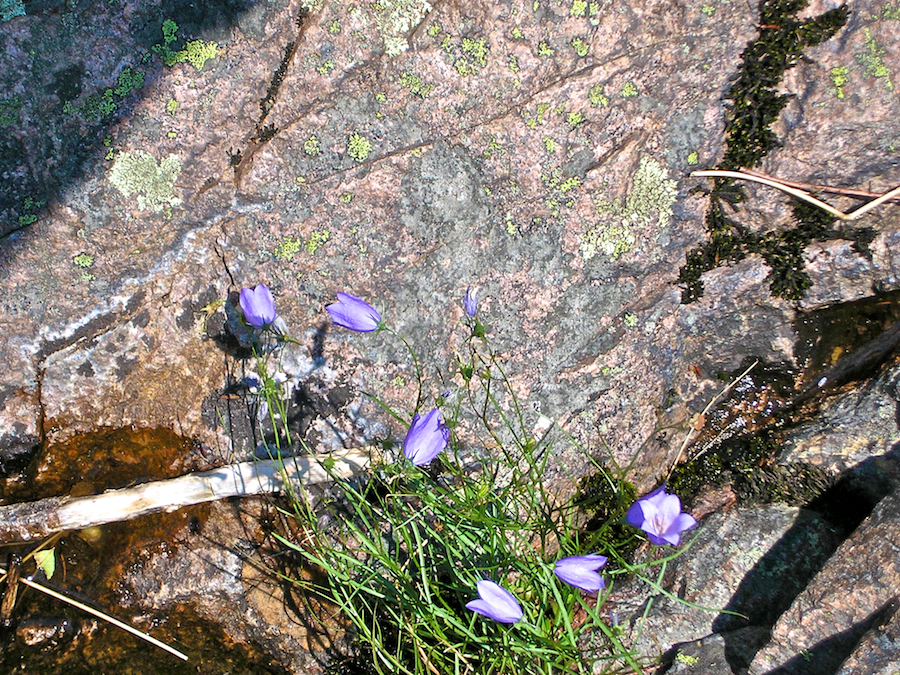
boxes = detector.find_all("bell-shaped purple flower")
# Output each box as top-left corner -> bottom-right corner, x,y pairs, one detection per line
240,284 -> 277,328
463,286 -> 478,317
465,580 -> 523,624
626,484 -> 697,546
325,292 -> 382,332
402,408 -> 449,466
554,554 -> 608,593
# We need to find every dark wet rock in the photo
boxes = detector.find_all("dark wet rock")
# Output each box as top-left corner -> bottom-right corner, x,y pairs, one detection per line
749,488 -> 900,675
15,616 -> 75,648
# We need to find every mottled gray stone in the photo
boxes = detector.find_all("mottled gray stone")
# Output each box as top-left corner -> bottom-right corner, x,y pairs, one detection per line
836,601 -> 900,675
749,488 -> 900,675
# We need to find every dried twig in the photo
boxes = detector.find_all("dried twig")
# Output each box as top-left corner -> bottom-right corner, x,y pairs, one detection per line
0,566 -> 188,660
691,170 -> 900,220
741,169 -> 900,204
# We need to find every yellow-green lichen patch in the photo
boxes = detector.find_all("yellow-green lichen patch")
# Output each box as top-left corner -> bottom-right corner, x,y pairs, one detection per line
857,28 -> 893,90
371,0 -> 432,56
108,151 -> 182,211
581,157 -> 677,261
274,237 -> 303,261
153,19 -> 219,71
304,136 -> 321,156
73,252 -> 94,268
571,37 -> 589,57
537,41 -> 555,57
306,230 -> 330,254
566,111 -> 585,128
621,81 -> 639,97
588,84 -> 609,107
399,71 -> 434,97
830,65 -> 849,98
524,102 -> 551,128
687,151 -> 699,165
882,2 -> 900,20
347,132 -> 372,162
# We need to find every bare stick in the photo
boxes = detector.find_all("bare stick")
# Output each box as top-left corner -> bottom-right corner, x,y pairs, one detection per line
0,450 -> 370,544
691,170 -> 900,221
0,569 -> 188,661
741,169 -> 900,204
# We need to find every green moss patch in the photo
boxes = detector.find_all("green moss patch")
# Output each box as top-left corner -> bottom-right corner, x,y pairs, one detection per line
678,0 -> 852,303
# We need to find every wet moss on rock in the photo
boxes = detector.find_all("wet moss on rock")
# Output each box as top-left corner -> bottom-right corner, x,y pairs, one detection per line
678,1 -> 852,303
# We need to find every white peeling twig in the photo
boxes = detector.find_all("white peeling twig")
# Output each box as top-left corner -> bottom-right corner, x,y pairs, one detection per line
0,450 -> 371,544
691,170 -> 900,221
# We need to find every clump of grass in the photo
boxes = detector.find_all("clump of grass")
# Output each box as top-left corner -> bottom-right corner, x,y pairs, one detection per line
232,288 -> 702,674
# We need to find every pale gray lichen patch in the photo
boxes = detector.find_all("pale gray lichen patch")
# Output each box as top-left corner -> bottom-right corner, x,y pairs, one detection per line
108,151 -> 182,211
370,0 -> 432,56
581,156 -> 677,260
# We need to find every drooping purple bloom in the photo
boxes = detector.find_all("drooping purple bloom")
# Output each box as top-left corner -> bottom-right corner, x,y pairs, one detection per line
554,554 -> 608,593
625,484 -> 697,546
465,580 -> 523,624
325,292 -> 382,332
463,286 -> 478,317
402,408 -> 449,466
240,284 -> 277,328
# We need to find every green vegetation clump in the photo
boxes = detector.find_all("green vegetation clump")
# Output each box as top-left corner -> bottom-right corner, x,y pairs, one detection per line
677,0 -> 851,303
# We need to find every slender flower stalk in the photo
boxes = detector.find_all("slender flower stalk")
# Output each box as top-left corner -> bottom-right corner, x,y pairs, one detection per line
554,554 -> 608,593
625,484 -> 697,546
326,292 -> 382,332
465,580 -> 523,624
402,408 -> 449,466
240,284 -> 277,328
